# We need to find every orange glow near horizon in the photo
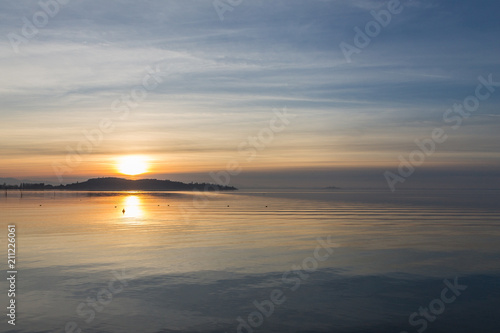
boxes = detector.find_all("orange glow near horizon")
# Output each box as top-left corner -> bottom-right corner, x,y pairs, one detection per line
117,156 -> 149,176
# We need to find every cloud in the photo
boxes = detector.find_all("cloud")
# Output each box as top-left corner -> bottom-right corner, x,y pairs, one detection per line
0,0 -> 499,186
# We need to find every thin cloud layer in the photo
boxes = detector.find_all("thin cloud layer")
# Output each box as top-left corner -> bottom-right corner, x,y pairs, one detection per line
0,0 -> 499,187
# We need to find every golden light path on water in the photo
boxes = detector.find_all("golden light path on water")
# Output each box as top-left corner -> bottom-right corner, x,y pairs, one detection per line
121,194 -> 144,221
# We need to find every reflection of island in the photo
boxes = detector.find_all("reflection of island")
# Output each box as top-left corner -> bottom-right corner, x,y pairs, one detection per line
2,177 -> 237,191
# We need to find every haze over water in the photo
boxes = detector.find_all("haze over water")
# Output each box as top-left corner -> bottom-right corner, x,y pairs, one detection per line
1,189 -> 499,333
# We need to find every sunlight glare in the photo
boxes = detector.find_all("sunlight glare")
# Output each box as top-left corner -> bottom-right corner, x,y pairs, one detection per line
122,195 -> 143,219
118,156 -> 149,176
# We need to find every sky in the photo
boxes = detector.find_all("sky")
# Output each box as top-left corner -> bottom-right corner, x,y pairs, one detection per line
0,0 -> 499,189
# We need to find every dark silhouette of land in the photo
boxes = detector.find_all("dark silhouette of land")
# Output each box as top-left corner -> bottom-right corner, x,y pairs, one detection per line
2,177 -> 237,191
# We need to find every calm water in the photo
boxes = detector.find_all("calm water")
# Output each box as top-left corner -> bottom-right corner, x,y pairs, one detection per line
1,189 -> 499,332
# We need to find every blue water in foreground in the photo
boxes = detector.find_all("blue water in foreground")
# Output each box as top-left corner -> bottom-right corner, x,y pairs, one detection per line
0,189 -> 499,332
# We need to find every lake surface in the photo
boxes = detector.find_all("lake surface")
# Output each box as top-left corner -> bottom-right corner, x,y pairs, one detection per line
1,189 -> 499,332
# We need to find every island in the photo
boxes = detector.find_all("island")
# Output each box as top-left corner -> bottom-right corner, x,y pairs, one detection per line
322,186 -> 340,190
2,177 -> 237,191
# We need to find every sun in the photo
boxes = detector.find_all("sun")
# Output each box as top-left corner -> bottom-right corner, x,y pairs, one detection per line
118,156 -> 149,176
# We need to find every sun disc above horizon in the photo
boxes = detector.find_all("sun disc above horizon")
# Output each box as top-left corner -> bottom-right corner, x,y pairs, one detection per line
117,156 -> 149,176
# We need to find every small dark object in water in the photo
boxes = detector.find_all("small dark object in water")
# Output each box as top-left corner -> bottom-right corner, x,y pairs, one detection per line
122,209 -> 125,214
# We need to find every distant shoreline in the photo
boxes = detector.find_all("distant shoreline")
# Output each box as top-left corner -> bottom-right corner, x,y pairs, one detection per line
2,177 -> 237,192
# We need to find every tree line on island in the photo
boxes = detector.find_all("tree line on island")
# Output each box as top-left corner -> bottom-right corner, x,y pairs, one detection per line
2,177 -> 237,191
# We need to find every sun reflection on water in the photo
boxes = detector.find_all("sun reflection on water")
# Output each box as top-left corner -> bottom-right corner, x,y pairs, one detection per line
121,195 -> 143,220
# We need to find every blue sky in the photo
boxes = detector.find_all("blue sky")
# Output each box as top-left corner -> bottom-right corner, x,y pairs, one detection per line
0,0 -> 499,188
